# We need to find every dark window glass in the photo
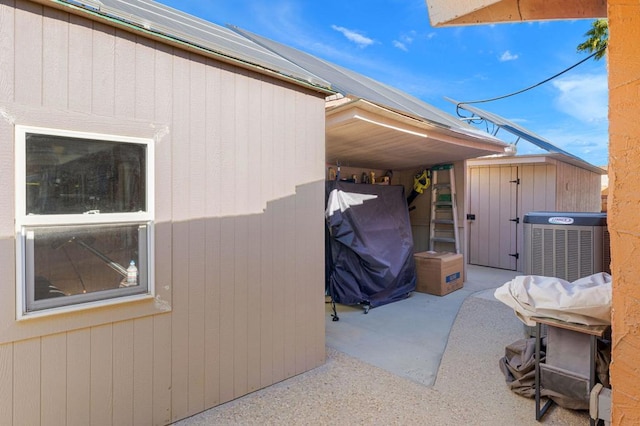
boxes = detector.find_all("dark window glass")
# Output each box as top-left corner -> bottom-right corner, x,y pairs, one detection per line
25,223 -> 149,312
26,134 -> 146,215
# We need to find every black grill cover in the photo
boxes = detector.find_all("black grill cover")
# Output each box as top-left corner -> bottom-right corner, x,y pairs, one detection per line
325,181 -> 416,308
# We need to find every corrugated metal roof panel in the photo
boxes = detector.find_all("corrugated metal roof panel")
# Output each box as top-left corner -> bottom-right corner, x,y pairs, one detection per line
228,25 -> 497,137
61,0 -> 332,90
448,98 -> 589,163
56,0 -> 504,145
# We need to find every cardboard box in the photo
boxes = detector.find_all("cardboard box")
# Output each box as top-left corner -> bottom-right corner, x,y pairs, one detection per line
414,251 -> 464,296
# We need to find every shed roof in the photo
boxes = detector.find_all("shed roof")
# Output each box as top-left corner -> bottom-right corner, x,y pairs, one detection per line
44,0 -> 508,170
466,153 -> 606,175
48,0 -> 334,93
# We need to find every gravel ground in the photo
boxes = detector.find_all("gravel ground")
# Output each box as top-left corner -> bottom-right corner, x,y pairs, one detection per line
174,295 -> 590,426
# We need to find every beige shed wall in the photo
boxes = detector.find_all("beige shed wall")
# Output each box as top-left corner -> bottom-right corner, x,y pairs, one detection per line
467,159 -> 601,272
554,160 -> 602,212
0,1 -> 326,424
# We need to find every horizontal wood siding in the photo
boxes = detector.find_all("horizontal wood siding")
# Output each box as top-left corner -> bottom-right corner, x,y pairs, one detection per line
1,2 -> 326,425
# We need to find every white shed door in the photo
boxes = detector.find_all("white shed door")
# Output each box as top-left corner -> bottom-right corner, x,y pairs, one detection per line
468,165 -> 519,270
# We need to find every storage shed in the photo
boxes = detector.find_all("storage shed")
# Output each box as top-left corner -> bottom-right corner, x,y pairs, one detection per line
466,154 -> 603,272
455,100 -> 605,272
0,1 -> 510,425
0,0 -> 332,424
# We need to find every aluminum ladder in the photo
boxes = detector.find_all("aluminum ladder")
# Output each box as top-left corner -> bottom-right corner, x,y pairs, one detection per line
429,164 -> 460,253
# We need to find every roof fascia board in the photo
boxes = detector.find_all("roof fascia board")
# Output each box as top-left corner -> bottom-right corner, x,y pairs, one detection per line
467,153 -> 605,174
467,155 -> 554,167
31,0 -> 335,96
546,152 -> 606,174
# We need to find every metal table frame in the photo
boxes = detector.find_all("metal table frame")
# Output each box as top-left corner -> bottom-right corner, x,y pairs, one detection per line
533,317 -> 609,425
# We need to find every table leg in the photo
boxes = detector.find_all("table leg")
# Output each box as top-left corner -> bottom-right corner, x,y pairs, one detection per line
535,322 -> 553,421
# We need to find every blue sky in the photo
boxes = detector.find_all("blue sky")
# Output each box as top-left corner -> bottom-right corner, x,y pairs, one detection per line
156,0 -> 609,166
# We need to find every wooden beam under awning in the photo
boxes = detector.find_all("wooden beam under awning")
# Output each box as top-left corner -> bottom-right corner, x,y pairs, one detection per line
325,99 -> 507,170
425,0 -> 606,27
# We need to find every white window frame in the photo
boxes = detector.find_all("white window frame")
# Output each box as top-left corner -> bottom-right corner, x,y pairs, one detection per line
15,125 -> 155,320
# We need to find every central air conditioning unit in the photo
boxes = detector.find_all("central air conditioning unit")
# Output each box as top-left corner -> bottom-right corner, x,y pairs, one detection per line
523,212 -> 610,282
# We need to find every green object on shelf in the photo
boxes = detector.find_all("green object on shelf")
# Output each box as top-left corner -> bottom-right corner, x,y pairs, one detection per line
438,194 -> 451,202
431,164 -> 453,171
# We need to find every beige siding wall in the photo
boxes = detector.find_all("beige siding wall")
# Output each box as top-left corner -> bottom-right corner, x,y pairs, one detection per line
468,160 -> 601,272
0,1 -> 326,425
467,164 -> 518,270
554,161 -> 601,212
517,163 -> 557,216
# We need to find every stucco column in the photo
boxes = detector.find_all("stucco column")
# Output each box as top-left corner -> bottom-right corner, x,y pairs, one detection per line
608,1 -> 640,424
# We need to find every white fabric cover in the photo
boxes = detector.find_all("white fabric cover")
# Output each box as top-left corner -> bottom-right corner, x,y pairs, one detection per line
325,189 -> 378,217
494,273 -> 612,326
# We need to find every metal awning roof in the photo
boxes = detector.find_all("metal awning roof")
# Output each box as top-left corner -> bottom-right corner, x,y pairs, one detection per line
229,26 -> 499,134
229,27 -> 509,170
326,99 -> 507,170
448,98 -> 589,163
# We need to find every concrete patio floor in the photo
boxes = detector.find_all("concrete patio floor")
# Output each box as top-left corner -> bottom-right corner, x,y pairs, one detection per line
174,264 -> 590,425
324,264 -> 523,387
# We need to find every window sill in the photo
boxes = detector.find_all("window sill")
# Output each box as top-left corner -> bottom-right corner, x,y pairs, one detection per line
16,292 -> 157,321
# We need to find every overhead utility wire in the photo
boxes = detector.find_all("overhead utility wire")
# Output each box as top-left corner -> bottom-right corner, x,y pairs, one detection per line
456,47 -> 606,115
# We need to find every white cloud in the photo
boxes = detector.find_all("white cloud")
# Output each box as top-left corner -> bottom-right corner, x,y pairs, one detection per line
393,40 -> 408,51
400,31 -> 416,44
552,74 -> 608,123
393,31 -> 418,52
499,50 -> 519,61
331,25 -> 374,48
